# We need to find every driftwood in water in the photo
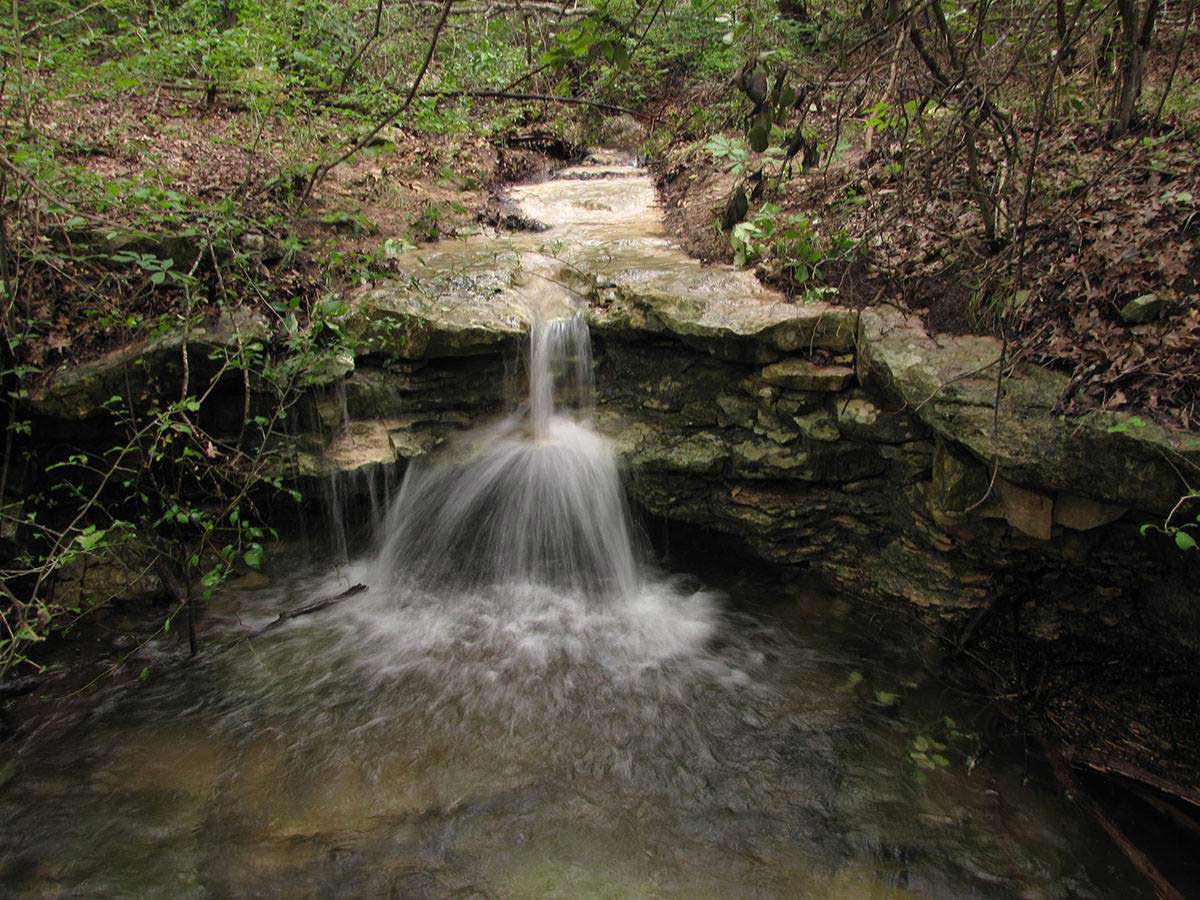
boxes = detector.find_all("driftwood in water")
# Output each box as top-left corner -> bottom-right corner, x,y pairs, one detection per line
259,583 -> 368,634
212,583 -> 368,657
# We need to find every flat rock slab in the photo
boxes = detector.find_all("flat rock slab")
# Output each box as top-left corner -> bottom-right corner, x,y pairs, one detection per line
761,359 -> 855,391
351,166 -> 859,363
28,308 -> 269,420
858,306 -> 1200,515
348,244 -> 538,358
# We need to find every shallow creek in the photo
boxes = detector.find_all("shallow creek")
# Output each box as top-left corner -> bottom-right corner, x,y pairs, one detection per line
0,152 -> 1152,899
0,556 -> 1149,898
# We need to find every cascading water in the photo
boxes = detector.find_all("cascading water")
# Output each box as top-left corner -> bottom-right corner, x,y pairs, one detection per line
344,308 -> 719,724
376,312 -> 639,600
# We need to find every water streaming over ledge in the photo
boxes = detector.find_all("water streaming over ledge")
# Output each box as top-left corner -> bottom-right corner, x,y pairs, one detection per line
0,158 -> 1154,899
376,313 -> 643,602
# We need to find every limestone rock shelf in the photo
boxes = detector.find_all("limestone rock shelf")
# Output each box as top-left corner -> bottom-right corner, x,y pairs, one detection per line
24,151 -> 1200,651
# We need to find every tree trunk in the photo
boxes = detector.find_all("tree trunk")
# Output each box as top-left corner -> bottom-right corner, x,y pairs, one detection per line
1111,0 -> 1160,136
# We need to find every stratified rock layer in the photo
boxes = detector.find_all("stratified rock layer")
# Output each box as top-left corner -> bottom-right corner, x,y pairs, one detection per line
26,154 -> 1200,655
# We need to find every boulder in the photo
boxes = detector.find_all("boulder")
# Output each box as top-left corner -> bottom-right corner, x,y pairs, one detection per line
1119,293 -> 1170,324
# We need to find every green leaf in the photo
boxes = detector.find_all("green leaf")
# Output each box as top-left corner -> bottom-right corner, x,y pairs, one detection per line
837,670 -> 863,692
75,527 -> 108,553
1106,415 -> 1147,434
243,544 -> 264,569
909,751 -> 936,771
1175,531 -> 1197,551
875,690 -> 899,706
748,118 -> 770,153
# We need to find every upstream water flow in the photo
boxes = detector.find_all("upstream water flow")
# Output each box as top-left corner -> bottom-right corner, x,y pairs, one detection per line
0,154 -> 1152,899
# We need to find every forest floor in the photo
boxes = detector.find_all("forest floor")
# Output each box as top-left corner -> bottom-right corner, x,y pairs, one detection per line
649,30 -> 1200,433
19,87 -> 568,378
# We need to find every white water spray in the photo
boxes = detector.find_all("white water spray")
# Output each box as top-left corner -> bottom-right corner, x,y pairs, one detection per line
376,312 -> 639,600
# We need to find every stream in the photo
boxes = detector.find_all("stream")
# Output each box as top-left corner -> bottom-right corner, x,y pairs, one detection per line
0,151 -> 1152,899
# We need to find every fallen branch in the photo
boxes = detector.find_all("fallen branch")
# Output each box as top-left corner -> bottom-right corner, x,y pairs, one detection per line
1043,741 -> 1187,900
20,0 -> 109,40
1077,751 -> 1200,810
259,583 -> 368,633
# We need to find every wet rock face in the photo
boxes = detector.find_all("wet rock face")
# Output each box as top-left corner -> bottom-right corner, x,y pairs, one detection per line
582,313 -> 1199,654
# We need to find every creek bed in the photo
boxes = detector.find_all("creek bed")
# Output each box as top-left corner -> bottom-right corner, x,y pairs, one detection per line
0,551 -> 1148,898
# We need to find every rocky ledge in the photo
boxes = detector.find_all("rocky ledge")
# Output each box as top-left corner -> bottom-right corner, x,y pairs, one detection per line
25,167 -> 1199,659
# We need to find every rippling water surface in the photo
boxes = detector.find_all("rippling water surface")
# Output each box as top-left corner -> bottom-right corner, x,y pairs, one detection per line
0,554 -> 1149,899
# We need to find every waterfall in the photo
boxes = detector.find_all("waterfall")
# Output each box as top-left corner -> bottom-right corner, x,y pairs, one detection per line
376,312 -> 639,599
528,314 -> 593,440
